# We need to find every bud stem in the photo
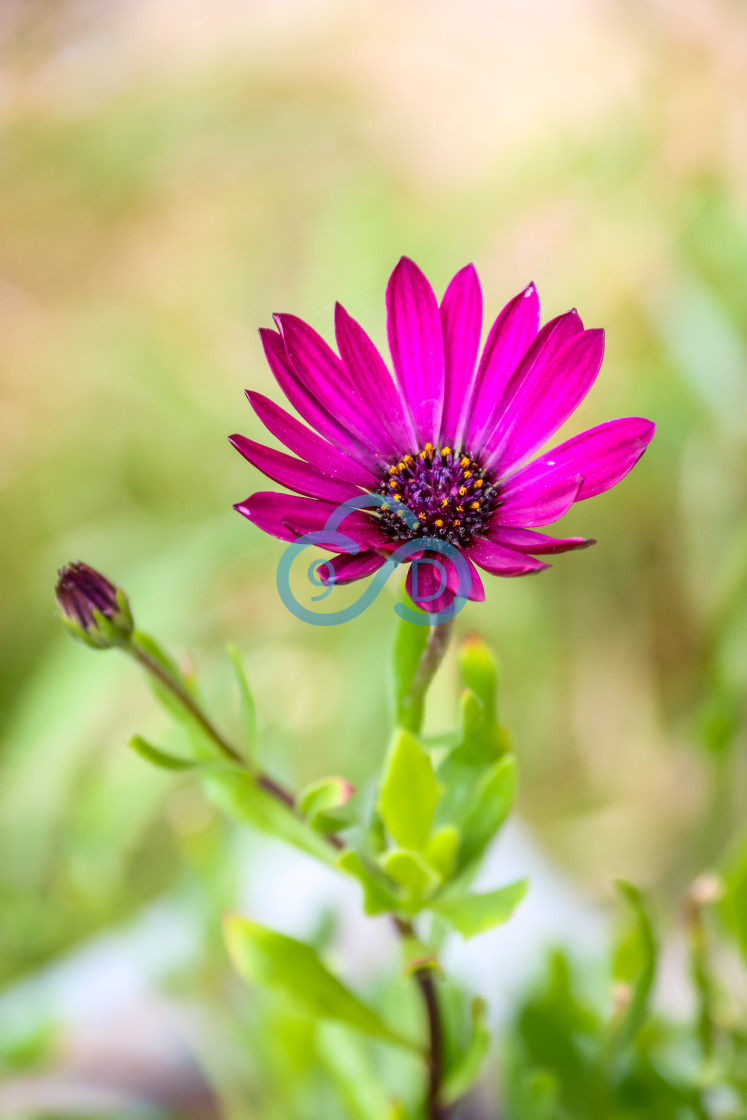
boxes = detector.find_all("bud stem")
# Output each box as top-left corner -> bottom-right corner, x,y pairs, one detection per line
128,638 -> 246,768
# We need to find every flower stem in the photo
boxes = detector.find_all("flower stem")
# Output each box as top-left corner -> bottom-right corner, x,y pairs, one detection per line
400,618 -> 455,1120
407,618 -> 455,734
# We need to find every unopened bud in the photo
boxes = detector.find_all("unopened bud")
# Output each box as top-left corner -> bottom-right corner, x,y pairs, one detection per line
56,561 -> 133,650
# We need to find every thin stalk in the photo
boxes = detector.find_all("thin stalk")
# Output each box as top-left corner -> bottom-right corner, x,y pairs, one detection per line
399,619 -> 455,1119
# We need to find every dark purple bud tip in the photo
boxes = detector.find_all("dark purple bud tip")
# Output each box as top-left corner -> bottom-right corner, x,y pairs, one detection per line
55,561 -> 134,650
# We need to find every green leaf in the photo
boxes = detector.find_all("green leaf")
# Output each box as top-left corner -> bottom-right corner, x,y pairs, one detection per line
338,851 -> 404,916
205,769 -> 337,867
128,735 -> 198,771
225,917 -> 418,1051
426,826 -> 459,881
458,636 -> 498,725
612,880 -> 657,1047
382,849 -> 439,905
316,1023 -> 393,1120
720,832 -> 747,965
392,596 -> 430,732
431,880 -> 528,939
298,776 -> 356,833
456,755 -> 516,872
443,997 -> 491,1104
378,729 -> 440,852
226,643 -> 258,759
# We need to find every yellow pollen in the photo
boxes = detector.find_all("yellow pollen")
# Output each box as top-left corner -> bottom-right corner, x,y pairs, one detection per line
463,471 -> 472,479
440,498 -> 449,508
388,465 -> 398,475
470,501 -> 480,510
441,446 -> 451,457
460,456 -> 470,468
473,479 -> 484,489
418,512 -> 427,521
389,479 -> 399,488
393,494 -> 402,502
458,486 -> 467,496
452,519 -> 461,528
403,454 -> 414,464
434,518 -> 443,527
456,506 -> 464,513
398,461 -> 406,472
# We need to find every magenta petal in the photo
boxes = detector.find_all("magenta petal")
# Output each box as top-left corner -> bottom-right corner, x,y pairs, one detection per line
334,302 -> 416,455
405,557 -> 455,614
229,435 -> 363,504
489,526 -> 594,554
235,491 -> 387,551
468,537 -> 551,575
320,550 -> 387,585
386,257 -> 445,447
260,328 -> 380,473
490,528 -> 595,555
493,470 -> 584,527
462,282 -> 539,451
440,264 -> 483,447
245,392 -> 378,489
477,309 -> 584,464
516,417 -> 656,501
485,327 -> 605,476
274,314 -> 389,462
447,552 -> 485,602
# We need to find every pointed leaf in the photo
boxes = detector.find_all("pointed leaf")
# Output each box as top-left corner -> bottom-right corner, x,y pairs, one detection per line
225,917 -> 418,1051
128,735 -> 198,772
432,880 -> 527,939
456,755 -> 517,872
226,643 -> 258,759
378,729 -> 440,851
612,880 -> 657,1047
426,826 -> 459,881
458,635 -> 498,725
383,849 -> 439,904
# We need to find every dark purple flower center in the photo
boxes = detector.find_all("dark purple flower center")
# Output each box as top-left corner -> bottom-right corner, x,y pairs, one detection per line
376,444 -> 498,546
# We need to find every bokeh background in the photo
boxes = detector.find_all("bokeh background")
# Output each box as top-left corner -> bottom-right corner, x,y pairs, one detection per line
1,0 -> 747,1116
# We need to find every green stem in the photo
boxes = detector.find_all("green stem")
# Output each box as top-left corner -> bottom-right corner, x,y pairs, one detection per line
399,620 -> 455,1119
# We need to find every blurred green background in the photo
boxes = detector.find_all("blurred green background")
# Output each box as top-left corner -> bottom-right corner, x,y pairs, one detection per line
1,0 -> 746,1114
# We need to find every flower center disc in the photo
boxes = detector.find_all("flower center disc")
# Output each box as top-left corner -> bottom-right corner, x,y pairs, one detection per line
376,444 -> 497,546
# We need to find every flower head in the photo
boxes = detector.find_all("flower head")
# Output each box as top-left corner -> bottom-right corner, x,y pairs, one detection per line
56,561 -> 133,649
231,258 -> 654,612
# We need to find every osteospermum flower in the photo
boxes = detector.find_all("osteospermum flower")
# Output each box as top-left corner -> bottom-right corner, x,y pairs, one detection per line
231,258 -> 654,611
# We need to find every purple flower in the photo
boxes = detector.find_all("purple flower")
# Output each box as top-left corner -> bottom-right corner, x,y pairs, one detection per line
231,259 -> 654,612
56,561 -> 133,648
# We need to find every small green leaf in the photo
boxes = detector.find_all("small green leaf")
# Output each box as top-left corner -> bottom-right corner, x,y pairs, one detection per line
299,776 -> 356,833
226,643 -> 258,759
442,997 -> 491,1104
612,880 -> 657,1047
426,826 -> 459,881
225,917 -> 418,1051
392,595 -> 430,732
378,729 -> 440,852
431,880 -> 528,939
456,756 -> 516,872
382,849 -> 439,903
459,636 -> 498,724
128,735 -> 197,771
338,851 -> 404,916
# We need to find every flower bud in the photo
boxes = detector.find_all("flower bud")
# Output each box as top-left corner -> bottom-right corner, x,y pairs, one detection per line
55,561 -> 133,649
